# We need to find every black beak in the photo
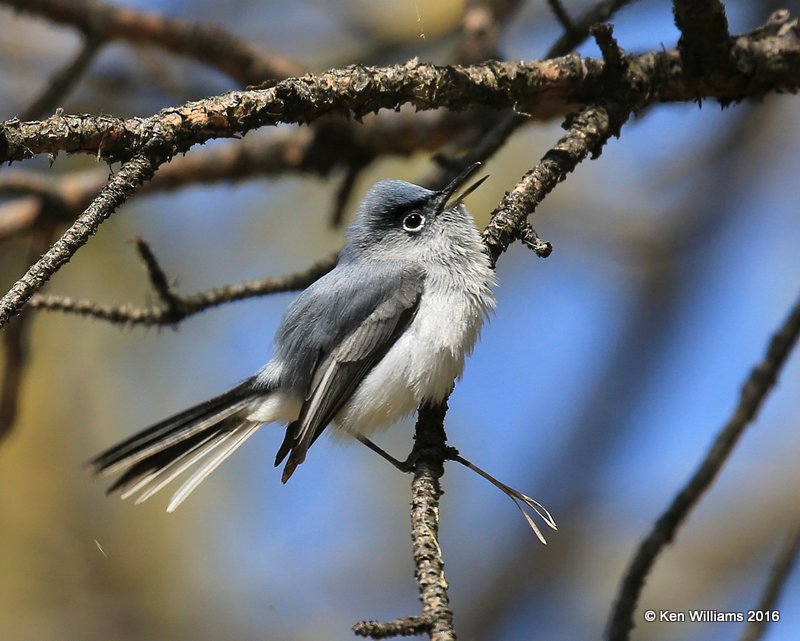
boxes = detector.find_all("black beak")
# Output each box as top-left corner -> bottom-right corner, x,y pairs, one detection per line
434,162 -> 489,215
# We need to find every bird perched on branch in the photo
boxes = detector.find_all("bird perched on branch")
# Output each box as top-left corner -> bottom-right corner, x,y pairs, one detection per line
92,163 -> 495,511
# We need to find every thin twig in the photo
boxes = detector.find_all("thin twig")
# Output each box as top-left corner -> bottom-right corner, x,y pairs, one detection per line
606,292 -> 800,641
353,616 -> 434,639
27,252 -> 338,327
738,524 -> 800,641
482,103 -> 628,265
546,0 -> 637,59
329,162 -> 365,228
546,0 -> 575,33
134,237 -> 182,310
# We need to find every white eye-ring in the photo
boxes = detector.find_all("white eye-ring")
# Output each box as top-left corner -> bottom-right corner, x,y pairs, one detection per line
403,213 -> 426,233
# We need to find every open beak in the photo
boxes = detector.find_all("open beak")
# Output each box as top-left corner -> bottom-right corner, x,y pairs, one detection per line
434,162 -> 489,215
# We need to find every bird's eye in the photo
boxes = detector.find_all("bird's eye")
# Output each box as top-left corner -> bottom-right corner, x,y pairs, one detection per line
402,213 -> 425,233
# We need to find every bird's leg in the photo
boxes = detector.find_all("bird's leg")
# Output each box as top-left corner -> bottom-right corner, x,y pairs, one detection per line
354,434 -> 414,472
353,434 -> 460,474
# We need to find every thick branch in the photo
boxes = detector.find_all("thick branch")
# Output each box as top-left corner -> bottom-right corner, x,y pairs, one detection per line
3,24 -> 799,165
0,110 -> 479,240
606,292 -> 800,641
0,0 -> 304,85
0,151 -> 164,328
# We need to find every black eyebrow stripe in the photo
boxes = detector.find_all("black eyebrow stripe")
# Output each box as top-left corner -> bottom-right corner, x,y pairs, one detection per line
391,196 -> 430,218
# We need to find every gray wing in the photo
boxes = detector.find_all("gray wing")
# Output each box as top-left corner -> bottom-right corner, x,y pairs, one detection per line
274,263 -> 424,481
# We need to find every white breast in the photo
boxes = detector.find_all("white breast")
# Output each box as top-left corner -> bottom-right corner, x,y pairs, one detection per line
334,232 -> 495,436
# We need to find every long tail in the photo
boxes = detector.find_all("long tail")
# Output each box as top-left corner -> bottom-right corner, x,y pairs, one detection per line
91,377 -> 261,512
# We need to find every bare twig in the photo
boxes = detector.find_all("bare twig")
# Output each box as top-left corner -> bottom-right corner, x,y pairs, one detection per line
0,150 -> 165,328
547,0 -> 637,58
738,525 -> 800,641
546,0 -> 575,33
329,162 -> 366,228
607,292 -> 800,641
19,37 -> 102,121
27,251 -> 338,327
516,222 -> 553,258
482,103 -> 627,264
133,238 -> 183,310
354,616 -> 434,639
1,0 -> 304,85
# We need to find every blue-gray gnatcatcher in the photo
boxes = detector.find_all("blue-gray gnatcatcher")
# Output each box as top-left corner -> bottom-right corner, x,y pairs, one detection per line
93,163 -> 496,511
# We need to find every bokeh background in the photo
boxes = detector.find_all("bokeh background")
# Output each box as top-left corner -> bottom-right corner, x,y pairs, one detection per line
1,1 -> 799,640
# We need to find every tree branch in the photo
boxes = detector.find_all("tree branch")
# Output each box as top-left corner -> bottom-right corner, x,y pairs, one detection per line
606,291 -> 800,641
27,250 -> 338,327
0,150 -> 165,328
354,400 -> 456,640
3,23 -> 799,165
547,0 -> 636,59
0,0 -> 304,85
481,103 -> 624,264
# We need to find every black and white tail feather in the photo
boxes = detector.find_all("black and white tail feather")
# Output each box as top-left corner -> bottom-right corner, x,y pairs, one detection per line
91,378 -> 264,513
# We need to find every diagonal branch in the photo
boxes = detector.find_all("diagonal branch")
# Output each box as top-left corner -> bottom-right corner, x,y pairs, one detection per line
0,0 -> 304,85
606,291 -> 800,641
0,150 -> 165,328
481,103 -> 625,264
547,0 -> 637,59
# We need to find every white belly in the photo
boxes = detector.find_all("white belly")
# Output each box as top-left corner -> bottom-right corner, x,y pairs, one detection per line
333,265 -> 495,435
